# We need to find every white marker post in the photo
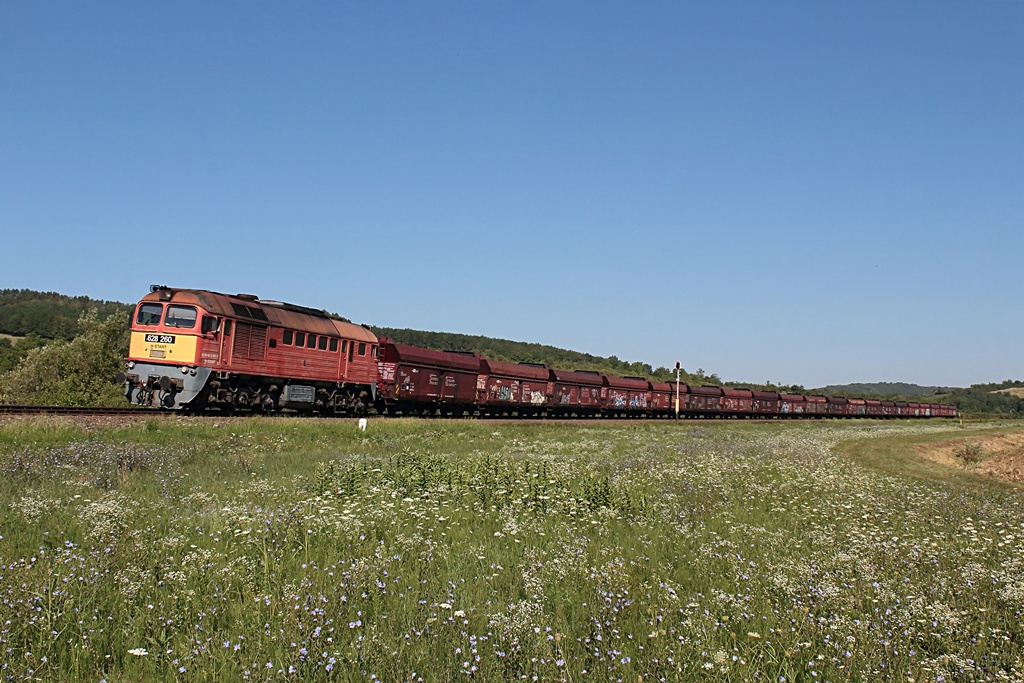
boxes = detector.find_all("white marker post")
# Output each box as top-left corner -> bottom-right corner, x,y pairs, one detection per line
675,361 -> 681,421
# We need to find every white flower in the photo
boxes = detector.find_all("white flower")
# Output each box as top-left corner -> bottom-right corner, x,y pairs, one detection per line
128,648 -> 149,656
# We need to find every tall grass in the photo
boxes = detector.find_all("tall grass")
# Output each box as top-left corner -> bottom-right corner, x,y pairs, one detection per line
0,417 -> 1021,681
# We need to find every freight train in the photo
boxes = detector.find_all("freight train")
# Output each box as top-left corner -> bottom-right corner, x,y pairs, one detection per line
116,287 -> 957,419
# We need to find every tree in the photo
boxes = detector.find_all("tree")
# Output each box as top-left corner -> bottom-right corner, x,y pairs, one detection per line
0,334 -> 48,374
0,311 -> 130,406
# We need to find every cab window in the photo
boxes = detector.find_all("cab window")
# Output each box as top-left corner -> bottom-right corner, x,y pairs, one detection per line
318,336 -> 327,351
295,332 -> 305,347
329,338 -> 338,352
358,342 -> 366,356
306,334 -> 316,349
136,303 -> 163,326
283,330 -> 293,345
164,305 -> 198,328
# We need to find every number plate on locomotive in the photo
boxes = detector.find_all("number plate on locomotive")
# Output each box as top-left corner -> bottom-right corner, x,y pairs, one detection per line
145,334 -> 175,344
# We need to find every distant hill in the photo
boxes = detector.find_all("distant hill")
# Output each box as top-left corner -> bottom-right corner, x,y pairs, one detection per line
815,381 -> 1024,416
944,381 -> 1024,416
0,289 -> 131,341
813,382 -> 958,399
813,381 -> 1024,416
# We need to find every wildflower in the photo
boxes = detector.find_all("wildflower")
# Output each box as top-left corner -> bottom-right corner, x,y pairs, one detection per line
128,648 -> 148,657
748,632 -> 761,638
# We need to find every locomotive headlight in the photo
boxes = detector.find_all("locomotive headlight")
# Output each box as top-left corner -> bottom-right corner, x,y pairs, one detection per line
126,361 -> 135,370
180,366 -> 190,374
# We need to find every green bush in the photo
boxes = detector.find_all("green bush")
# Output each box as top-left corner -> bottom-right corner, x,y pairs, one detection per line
953,440 -> 985,465
0,310 -> 130,406
0,334 -> 48,374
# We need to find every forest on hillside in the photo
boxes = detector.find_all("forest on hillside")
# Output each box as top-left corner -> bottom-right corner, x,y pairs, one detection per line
941,381 -> 1024,416
813,382 -> 956,399
0,289 -> 131,340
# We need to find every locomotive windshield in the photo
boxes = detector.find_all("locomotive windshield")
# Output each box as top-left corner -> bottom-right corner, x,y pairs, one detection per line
164,305 -> 198,328
136,303 -> 163,326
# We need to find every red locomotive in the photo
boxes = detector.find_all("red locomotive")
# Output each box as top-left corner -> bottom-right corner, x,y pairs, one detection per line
117,286 -> 377,412
118,286 -> 958,419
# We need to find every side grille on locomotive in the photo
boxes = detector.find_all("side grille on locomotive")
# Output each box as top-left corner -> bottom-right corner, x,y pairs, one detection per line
232,323 -> 268,361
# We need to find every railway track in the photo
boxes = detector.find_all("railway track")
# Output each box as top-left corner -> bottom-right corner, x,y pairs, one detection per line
0,404 -> 165,417
0,404 -> 670,420
0,403 -> 886,423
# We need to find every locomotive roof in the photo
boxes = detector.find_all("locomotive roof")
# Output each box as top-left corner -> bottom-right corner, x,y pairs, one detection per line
139,288 -> 377,342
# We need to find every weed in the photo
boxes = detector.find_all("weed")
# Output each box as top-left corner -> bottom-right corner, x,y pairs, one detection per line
954,439 -> 985,465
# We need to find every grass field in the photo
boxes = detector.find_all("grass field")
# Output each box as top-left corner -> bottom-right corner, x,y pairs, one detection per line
1,417 -> 1022,682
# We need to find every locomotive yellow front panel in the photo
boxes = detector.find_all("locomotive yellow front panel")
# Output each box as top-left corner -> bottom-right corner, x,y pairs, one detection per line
129,332 -> 199,364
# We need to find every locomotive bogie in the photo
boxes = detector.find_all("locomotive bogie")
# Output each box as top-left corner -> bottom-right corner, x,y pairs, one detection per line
117,362 -> 213,409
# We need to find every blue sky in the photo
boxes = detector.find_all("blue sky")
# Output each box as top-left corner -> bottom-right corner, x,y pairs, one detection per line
2,2 -> 1021,388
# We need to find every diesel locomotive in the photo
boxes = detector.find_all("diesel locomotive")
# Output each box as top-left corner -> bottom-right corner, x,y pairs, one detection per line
117,286 -> 957,419
116,286 -> 378,413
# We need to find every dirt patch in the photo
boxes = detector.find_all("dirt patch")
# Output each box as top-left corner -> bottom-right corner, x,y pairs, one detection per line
994,388 -> 1024,398
917,432 -> 1024,482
